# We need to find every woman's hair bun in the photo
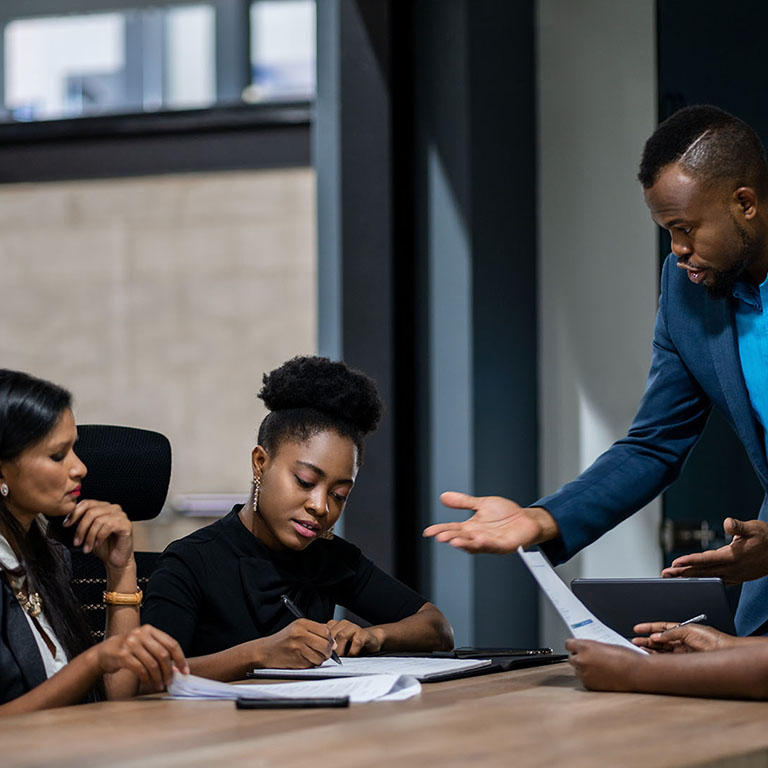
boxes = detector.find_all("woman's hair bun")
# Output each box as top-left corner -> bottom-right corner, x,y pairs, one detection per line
258,356 -> 382,435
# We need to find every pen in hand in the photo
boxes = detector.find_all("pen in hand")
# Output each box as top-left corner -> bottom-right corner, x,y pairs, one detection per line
280,593 -> 343,665
676,613 -> 707,628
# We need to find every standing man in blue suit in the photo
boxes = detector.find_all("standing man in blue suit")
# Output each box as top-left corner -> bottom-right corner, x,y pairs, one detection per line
425,105 -> 768,636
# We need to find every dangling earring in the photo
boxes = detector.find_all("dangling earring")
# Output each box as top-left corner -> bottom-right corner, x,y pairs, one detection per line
251,475 -> 261,514
0,482 -> 8,497
321,525 -> 335,540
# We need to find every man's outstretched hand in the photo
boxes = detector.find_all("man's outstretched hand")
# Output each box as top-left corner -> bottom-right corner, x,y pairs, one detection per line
661,517 -> 768,584
423,492 -> 559,555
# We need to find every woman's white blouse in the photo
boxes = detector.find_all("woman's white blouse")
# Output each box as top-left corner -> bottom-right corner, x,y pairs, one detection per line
0,532 -> 68,678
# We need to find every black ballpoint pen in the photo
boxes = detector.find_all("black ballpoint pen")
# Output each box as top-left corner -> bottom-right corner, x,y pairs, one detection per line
280,593 -> 343,665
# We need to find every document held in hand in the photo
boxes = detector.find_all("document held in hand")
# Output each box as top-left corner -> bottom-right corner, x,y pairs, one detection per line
518,547 -> 646,654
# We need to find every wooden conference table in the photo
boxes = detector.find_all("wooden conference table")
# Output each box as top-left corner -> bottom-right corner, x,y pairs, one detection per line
4,663 -> 768,768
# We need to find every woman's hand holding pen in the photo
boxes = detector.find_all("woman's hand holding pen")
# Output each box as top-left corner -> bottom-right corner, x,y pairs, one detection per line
327,620 -> 384,656
252,619 -> 337,669
631,622 -> 737,653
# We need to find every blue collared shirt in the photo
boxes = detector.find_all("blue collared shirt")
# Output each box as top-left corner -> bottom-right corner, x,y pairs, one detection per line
733,276 -> 768,456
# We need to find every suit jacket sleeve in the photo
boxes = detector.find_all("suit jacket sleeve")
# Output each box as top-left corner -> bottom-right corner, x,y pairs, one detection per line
539,256 -> 712,563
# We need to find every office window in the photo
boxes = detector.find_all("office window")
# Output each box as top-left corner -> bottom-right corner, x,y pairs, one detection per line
3,5 -> 216,122
247,0 -> 315,103
6,13 -> 126,121
1,0 -> 315,124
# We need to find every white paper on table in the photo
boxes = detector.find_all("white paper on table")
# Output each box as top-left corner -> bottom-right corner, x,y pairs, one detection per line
168,671 -> 421,702
251,656 -> 492,681
518,547 -> 646,654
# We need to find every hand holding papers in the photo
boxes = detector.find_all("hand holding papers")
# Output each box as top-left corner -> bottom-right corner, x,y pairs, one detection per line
169,671 -> 421,702
518,547 -> 646,654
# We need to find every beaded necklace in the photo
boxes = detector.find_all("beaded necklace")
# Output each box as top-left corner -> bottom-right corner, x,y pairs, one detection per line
0,533 -> 43,618
5,570 -> 43,618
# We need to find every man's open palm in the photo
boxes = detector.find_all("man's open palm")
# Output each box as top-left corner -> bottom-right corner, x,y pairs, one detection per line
423,492 -> 555,554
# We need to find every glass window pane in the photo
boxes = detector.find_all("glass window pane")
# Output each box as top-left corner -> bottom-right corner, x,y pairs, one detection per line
248,0 -> 316,102
1,1 -> 315,124
5,14 -> 125,121
3,4 -> 216,123
165,5 -> 216,110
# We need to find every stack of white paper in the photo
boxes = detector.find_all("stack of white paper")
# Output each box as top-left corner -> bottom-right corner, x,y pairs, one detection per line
251,656 -> 493,681
168,671 -> 421,702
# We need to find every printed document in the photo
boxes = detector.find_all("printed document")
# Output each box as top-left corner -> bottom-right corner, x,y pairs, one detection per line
518,547 -> 646,654
169,671 -> 421,702
251,656 -> 493,682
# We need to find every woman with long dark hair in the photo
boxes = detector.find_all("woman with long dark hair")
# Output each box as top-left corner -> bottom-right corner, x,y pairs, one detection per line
0,369 -> 187,714
143,356 -> 453,681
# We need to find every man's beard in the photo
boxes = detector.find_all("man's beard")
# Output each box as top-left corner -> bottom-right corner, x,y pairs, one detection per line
705,220 -> 759,300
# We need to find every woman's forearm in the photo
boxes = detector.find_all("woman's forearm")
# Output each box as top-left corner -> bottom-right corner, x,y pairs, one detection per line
631,644 -> 768,699
187,642 -> 262,683
102,560 -> 142,699
0,647 -> 102,716
104,559 -> 140,638
372,603 -> 454,652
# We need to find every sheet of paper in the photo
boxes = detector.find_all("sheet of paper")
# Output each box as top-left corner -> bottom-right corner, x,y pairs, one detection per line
168,671 -> 421,702
518,547 -> 646,654
250,656 -> 493,681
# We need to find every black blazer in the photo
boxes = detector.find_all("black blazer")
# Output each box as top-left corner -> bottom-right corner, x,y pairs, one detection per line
0,541 -> 85,705
0,578 -> 47,704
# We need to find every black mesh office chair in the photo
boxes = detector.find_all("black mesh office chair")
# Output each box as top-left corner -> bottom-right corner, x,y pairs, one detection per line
47,424 -> 172,640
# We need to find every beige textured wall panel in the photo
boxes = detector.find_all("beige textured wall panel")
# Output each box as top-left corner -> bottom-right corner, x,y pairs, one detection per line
0,169 -> 317,516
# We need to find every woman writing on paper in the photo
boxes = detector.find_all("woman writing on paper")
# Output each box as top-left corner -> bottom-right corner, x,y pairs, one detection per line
0,370 -> 187,715
143,356 -> 453,681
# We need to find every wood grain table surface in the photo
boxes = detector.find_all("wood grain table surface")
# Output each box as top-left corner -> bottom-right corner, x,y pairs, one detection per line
3,662 -> 768,768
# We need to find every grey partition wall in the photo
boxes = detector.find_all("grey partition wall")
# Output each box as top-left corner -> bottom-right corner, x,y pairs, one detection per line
315,0 -> 539,646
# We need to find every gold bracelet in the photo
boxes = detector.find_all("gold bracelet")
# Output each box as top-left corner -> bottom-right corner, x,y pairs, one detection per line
103,588 -> 143,606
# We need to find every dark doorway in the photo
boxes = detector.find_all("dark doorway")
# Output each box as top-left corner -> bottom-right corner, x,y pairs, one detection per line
657,0 -> 767,573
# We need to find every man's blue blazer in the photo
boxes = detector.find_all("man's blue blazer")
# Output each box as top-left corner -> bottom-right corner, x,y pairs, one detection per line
539,253 -> 768,636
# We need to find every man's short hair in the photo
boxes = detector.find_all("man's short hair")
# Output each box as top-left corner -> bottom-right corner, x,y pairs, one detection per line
638,105 -> 768,193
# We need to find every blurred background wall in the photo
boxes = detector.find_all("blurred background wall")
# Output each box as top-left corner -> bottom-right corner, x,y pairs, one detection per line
0,169 -> 316,548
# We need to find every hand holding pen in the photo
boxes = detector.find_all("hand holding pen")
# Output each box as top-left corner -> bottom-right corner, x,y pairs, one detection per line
631,614 -> 734,653
676,613 -> 707,628
281,594 -> 343,665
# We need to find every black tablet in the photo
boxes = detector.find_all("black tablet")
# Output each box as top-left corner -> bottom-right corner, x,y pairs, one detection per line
570,577 -> 736,637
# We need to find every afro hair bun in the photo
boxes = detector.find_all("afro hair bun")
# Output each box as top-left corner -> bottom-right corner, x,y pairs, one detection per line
258,356 -> 382,435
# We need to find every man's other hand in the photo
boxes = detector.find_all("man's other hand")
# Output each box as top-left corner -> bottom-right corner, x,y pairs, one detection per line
661,517 -> 768,584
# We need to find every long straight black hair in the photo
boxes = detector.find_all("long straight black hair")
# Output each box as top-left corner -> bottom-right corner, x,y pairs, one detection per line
0,369 -> 95,670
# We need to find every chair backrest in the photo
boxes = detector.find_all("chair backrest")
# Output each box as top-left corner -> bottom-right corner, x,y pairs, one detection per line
47,425 -> 172,640
75,424 -> 172,522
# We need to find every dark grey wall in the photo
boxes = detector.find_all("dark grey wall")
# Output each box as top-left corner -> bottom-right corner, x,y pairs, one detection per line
315,0 -> 399,576
315,0 -> 539,645
467,1 -> 539,645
